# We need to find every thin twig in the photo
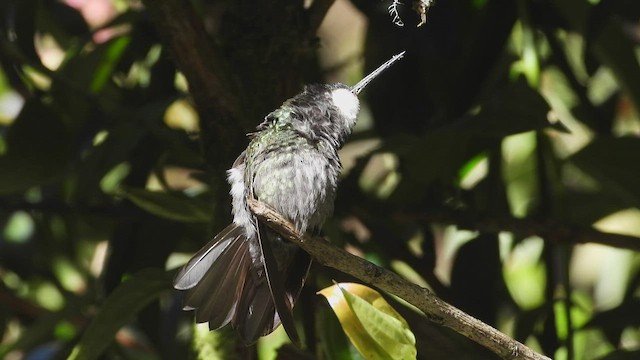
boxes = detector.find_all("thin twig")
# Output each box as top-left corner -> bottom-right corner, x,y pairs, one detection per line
248,199 -> 551,360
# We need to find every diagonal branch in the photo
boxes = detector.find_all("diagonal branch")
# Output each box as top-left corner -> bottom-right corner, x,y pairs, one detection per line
248,199 -> 551,360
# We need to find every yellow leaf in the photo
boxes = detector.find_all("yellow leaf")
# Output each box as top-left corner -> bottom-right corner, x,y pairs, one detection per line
318,283 -> 416,360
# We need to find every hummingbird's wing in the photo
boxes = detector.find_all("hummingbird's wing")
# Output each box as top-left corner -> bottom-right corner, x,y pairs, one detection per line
254,218 -> 302,347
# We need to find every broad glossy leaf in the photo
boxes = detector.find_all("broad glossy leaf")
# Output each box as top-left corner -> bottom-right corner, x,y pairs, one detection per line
68,268 -> 171,360
318,283 -> 416,360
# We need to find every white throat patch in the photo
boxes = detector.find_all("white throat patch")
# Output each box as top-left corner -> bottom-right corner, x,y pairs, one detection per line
331,88 -> 360,124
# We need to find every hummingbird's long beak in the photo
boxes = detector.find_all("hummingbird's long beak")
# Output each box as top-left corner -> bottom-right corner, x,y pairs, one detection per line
350,51 -> 406,95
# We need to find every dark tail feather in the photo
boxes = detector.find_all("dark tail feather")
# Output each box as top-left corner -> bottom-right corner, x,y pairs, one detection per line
175,224 -> 249,330
174,224 -> 312,344
185,237 -> 250,328
255,221 -> 303,346
234,270 -> 278,341
233,247 -> 311,344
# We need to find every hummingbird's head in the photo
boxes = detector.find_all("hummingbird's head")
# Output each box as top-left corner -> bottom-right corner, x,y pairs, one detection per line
274,52 -> 405,149
281,83 -> 360,149
321,50 -> 406,142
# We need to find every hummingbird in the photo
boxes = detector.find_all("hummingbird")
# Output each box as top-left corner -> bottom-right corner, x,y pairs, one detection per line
174,52 -> 405,345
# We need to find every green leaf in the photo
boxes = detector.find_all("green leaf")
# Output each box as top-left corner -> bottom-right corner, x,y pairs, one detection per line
120,187 -> 212,223
0,99 -> 69,194
90,36 -> 131,93
318,283 -> 417,360
55,35 -> 131,93
68,268 -> 171,360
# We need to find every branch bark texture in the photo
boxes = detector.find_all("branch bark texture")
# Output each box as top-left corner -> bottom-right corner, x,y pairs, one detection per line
249,199 -> 551,360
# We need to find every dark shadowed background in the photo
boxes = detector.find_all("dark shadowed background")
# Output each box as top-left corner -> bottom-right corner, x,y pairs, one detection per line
0,0 -> 639,359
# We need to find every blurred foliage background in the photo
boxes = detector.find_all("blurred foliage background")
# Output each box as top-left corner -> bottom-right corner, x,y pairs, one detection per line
0,0 -> 639,359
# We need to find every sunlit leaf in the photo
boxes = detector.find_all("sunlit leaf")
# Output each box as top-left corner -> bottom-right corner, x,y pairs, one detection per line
318,283 -> 416,360
68,268 -> 171,360
503,236 -> 546,310
192,323 -> 233,360
458,151 -> 488,183
90,37 -> 131,93
54,320 -> 78,341
100,162 -> 131,194
502,131 -> 538,218
3,211 -> 34,243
